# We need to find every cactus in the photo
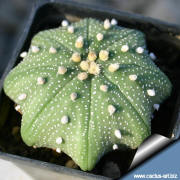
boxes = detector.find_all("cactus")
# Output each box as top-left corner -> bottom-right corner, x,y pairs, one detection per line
3,18 -> 172,171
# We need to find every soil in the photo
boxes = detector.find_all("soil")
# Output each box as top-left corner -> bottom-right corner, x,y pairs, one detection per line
0,3 -> 180,180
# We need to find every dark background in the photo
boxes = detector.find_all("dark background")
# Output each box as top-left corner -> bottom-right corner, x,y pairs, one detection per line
0,0 -> 180,77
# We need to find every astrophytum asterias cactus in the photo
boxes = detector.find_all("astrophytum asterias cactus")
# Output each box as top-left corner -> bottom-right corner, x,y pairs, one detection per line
3,18 -> 172,170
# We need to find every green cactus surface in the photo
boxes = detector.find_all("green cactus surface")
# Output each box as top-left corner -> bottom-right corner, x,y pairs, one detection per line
3,18 -> 172,171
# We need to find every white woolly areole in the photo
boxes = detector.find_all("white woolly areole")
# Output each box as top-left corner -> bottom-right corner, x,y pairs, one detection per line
88,62 -> 100,75
70,92 -> 77,101
61,115 -> 69,124
88,51 -> 97,61
100,84 -> 108,92
78,72 -> 88,81
37,77 -> 45,85
149,52 -> 156,60
114,129 -> 122,139
96,33 -> 104,41
108,63 -> 119,72
31,46 -> 39,53
56,137 -> 63,144
129,74 -> 137,81
15,105 -> 21,111
104,19 -> 111,30
153,104 -> 160,111
75,36 -> 84,48
108,105 -> 116,115
99,50 -> 109,61
71,52 -> 81,62
68,26 -> 74,33
113,144 -> 118,150
58,66 -> 67,75
20,51 -> 27,58
80,61 -> 89,71
18,93 -> 27,101
56,148 -> 61,153
111,18 -> 118,25
147,89 -> 156,96
49,47 -> 57,54
121,45 -> 129,52
61,20 -> 69,27
136,47 -> 144,54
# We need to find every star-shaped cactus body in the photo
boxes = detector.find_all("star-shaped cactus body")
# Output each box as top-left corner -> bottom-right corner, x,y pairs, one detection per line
3,18 -> 172,170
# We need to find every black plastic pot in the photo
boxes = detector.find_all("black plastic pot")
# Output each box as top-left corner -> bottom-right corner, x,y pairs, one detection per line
0,0 -> 180,179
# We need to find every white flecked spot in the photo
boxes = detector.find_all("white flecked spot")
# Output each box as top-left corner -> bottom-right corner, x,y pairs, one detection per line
114,129 -> 122,139
147,89 -> 155,96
